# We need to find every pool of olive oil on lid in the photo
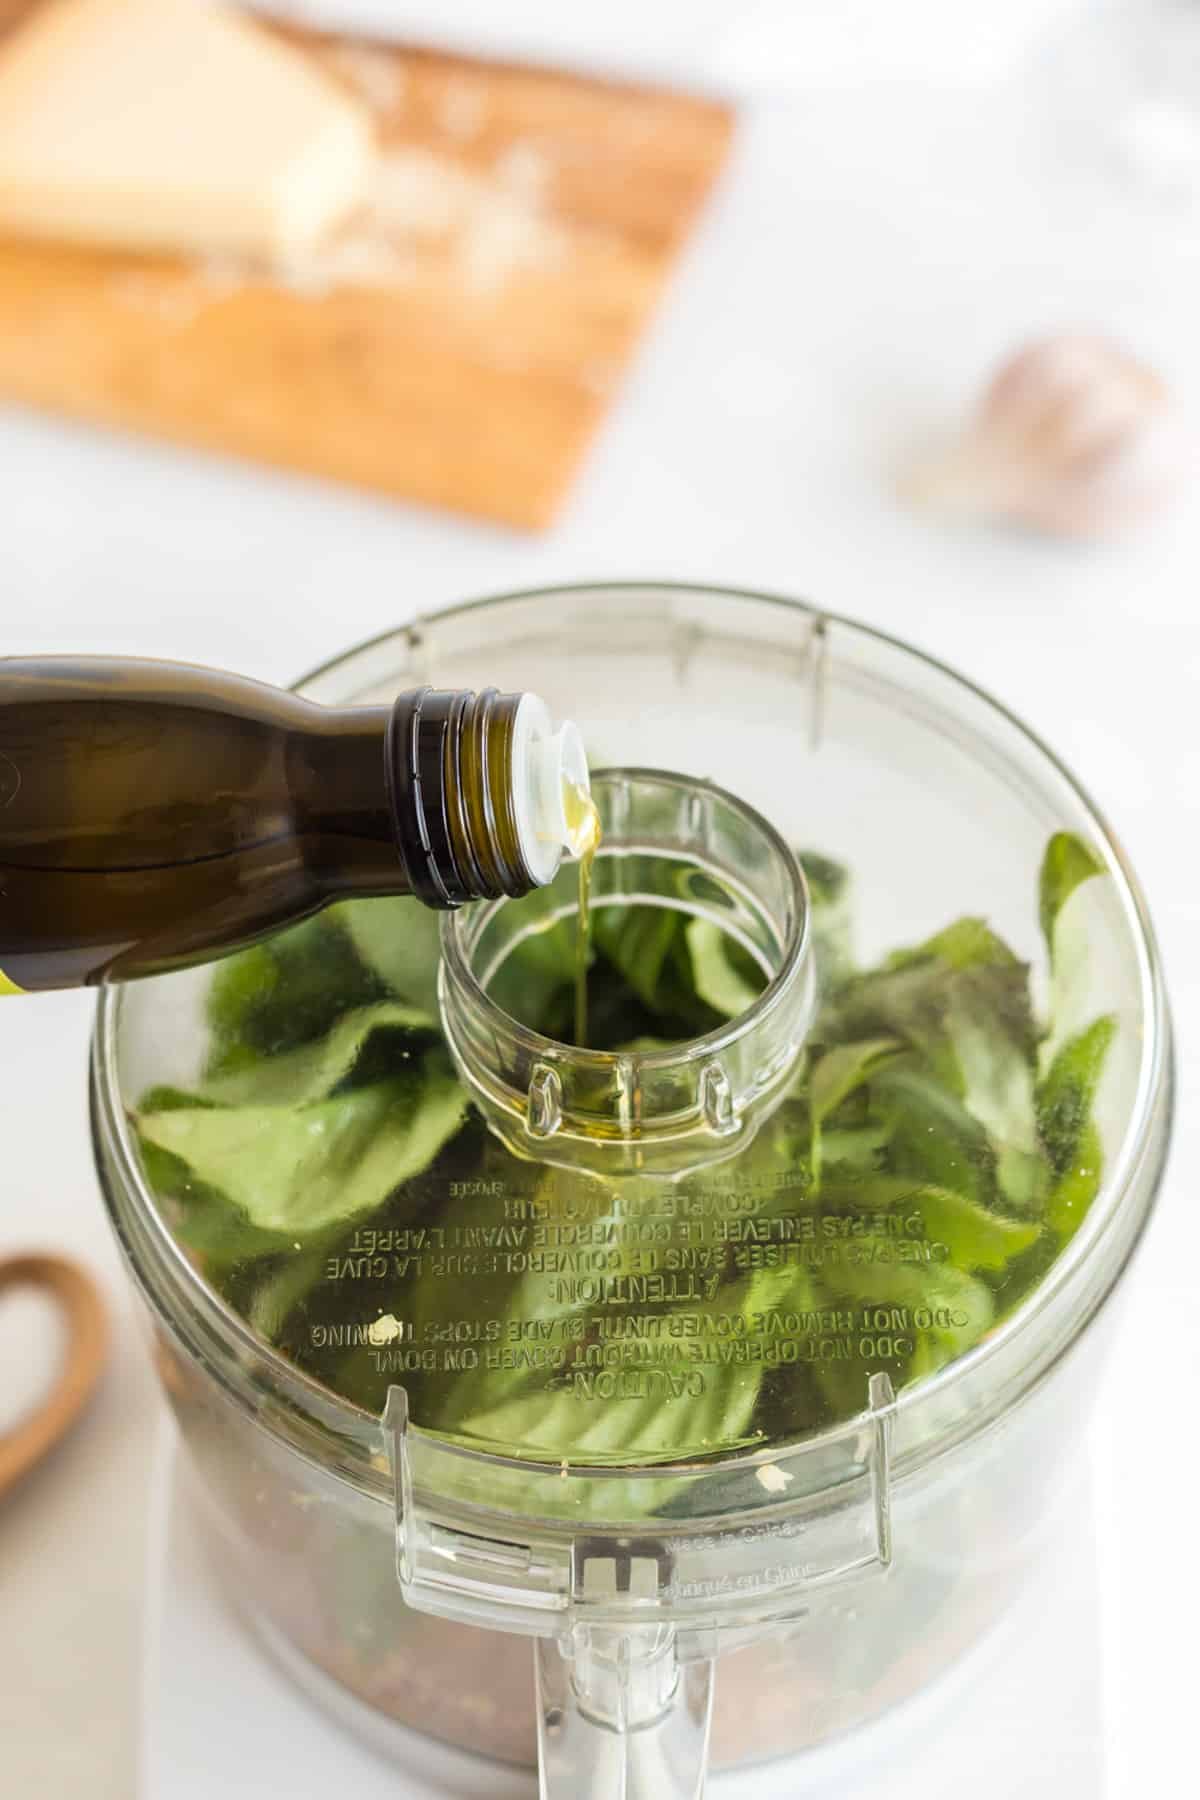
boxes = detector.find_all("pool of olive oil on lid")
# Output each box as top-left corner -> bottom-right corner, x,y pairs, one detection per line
133,786 -> 1116,1466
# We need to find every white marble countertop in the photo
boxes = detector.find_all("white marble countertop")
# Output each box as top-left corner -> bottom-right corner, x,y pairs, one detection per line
1,26 -> 1198,1799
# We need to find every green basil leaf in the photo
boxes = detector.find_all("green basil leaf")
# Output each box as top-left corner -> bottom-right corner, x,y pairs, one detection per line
451,1361 -> 765,1463
888,916 -> 1021,973
1037,1015 -> 1117,1178
201,1001 -> 436,1109
206,912 -> 382,1075
332,895 -> 444,1016
136,1084 -> 219,1114
1039,832 -> 1106,956
868,1062 -> 996,1206
824,1256 -> 995,1362
810,1038 -> 904,1124
819,1122 -> 893,1169
138,1056 -> 467,1235
484,911 -> 578,1040
133,1133 -> 295,1268
823,919 -> 1045,1212
820,961 -> 968,1096
686,918 -> 766,1018
592,905 -> 684,1010
590,905 -> 725,1040
248,1243 -> 336,1341
808,1037 -> 902,1188
773,1253 -> 993,1425
1038,835 -> 1108,1072
906,1186 -> 1041,1272
1046,1119 -> 1105,1243
941,971 -> 1045,1212
798,849 -> 855,988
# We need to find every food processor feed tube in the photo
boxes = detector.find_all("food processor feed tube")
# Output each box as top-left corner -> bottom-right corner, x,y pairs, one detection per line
0,659 -> 587,991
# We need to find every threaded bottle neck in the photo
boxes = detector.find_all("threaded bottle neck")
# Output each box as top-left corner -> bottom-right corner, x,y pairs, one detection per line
386,687 -> 586,907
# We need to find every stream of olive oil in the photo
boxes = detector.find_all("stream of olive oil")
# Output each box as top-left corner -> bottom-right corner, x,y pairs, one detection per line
563,780 -> 601,1048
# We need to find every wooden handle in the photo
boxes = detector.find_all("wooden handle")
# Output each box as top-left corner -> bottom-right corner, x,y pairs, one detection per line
0,1253 -> 108,1499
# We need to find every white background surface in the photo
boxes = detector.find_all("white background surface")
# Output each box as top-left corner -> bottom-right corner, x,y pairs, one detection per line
264,0 -> 1078,88
1,4 -> 1198,1796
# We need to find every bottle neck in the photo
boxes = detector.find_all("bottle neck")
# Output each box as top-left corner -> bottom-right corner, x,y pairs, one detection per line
297,687 -> 589,907
289,703 -> 402,899
386,687 -> 532,907
385,687 -> 588,908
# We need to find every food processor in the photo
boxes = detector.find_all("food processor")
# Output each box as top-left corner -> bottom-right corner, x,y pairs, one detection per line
91,582 -> 1171,1797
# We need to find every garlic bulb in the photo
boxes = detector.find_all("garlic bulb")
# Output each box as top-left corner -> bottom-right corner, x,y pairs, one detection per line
907,334 -> 1189,537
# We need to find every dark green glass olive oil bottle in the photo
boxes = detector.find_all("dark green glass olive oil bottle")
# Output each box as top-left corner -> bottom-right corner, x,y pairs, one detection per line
0,658 -> 588,993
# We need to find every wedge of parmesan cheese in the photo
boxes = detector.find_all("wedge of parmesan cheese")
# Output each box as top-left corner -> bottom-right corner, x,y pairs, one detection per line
0,0 -> 373,260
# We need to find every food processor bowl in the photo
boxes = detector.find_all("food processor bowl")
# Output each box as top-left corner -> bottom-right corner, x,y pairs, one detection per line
92,583 -> 1171,1794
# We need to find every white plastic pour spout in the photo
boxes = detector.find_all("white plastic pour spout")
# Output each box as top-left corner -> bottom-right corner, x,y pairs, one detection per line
511,694 -> 592,885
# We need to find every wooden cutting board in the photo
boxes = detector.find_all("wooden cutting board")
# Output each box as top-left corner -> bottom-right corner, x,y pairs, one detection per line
0,5 -> 733,528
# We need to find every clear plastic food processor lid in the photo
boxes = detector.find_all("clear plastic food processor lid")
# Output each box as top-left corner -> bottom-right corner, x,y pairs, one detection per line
116,588 -> 1165,1489
101,587 -> 1169,1794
